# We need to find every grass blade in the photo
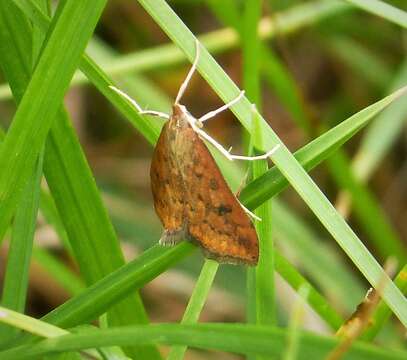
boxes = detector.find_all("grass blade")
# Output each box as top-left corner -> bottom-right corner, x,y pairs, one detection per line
32,247 -> 85,297
352,60 -> 407,181
327,151 -> 406,263
1,0 -> 352,102
0,152 -> 43,342
136,0 -> 407,325
1,323 -> 406,360
0,2 -> 160,358
242,0 -> 262,106
361,264 -> 407,340
251,109 -> 277,327
0,0 -> 106,237
345,0 -> 407,28
239,88 -> 407,209
167,259 -> 219,360
274,253 -> 343,330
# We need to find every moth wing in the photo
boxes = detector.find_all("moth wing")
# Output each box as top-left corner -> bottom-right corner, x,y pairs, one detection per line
150,122 -> 187,245
175,125 -> 259,265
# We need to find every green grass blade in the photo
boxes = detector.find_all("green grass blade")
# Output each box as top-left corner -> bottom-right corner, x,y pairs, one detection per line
207,0 -> 312,133
241,0 -> 270,341
41,244 -> 194,329
0,152 -> 43,342
32,247 -> 85,297
32,241 -> 342,344
0,2 -> 160,358
273,200 -> 363,311
274,253 -> 343,330
361,264 -> 407,340
0,0 -> 106,237
6,0 -> 366,330
1,0 -> 352,102
4,244 -> 193,348
325,36 -> 392,90
352,60 -> 407,181
239,86 -> 406,209
327,151 -> 406,263
167,259 -> 219,360
242,0 -> 262,106
0,306 -> 68,338
0,307 -> 100,359
136,0 -> 407,325
283,285 -> 310,360
39,191 -> 73,255
251,109 -> 276,327
345,0 -> 407,28
1,323 -> 406,360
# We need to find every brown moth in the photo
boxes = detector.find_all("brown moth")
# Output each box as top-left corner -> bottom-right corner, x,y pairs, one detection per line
110,41 -> 279,265
150,104 -> 259,265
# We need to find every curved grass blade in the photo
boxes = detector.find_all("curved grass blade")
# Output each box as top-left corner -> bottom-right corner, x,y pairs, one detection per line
1,323 -> 406,360
345,0 -> 407,28
239,87 -> 406,209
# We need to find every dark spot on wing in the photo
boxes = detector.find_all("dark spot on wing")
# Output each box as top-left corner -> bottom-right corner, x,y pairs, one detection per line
238,236 -> 250,247
209,179 -> 218,190
217,204 -> 232,216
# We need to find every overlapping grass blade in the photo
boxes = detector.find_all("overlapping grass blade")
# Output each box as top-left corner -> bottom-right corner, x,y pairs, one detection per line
239,88 -> 406,209
0,2 -> 159,358
1,323 -> 406,360
249,110 -> 277,329
0,0 -> 105,238
0,307 -> 99,359
0,153 -> 43,343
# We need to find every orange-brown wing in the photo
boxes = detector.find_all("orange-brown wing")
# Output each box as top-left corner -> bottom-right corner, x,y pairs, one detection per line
174,125 -> 259,265
150,122 -> 187,244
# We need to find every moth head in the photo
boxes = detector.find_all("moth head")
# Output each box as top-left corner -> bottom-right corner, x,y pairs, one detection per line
172,104 -> 202,128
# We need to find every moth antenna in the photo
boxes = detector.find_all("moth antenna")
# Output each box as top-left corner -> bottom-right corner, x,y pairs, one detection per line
139,110 -> 171,119
198,91 -> 245,123
175,39 -> 201,105
109,85 -> 170,119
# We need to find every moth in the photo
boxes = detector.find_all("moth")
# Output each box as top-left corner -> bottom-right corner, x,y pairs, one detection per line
110,41 -> 279,265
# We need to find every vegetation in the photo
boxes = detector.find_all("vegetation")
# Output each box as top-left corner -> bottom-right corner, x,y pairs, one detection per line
0,0 -> 406,359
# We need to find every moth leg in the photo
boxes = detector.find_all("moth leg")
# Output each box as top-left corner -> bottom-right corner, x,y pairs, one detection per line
159,228 -> 187,246
198,91 -> 245,123
109,85 -> 170,119
188,122 -> 281,162
175,39 -> 201,105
